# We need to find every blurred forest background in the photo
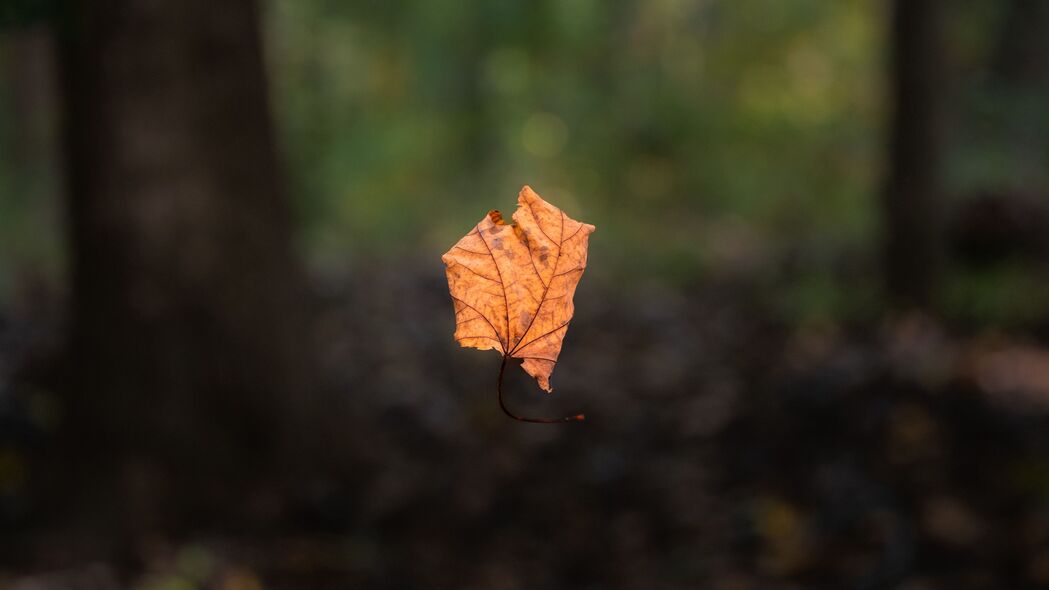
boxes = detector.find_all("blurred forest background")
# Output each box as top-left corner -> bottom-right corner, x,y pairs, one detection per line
0,0 -> 1048,588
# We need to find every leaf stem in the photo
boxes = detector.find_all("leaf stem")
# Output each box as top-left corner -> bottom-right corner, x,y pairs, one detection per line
497,356 -> 586,424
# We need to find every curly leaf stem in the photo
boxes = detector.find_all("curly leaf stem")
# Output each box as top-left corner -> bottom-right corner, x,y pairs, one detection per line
497,356 -> 585,424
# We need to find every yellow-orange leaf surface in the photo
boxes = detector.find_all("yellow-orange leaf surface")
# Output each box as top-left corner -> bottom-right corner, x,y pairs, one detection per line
442,186 -> 596,392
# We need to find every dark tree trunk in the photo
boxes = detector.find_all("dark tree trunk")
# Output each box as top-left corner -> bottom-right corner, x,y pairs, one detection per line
882,0 -> 945,309
58,0 -> 315,527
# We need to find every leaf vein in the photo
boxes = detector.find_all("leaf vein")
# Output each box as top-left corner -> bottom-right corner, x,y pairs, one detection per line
526,199 -> 558,246
511,321 -> 570,356
449,295 -> 505,353
476,223 -> 512,351
509,211 -> 566,354
452,262 -> 501,283
553,266 -> 585,278
453,245 -> 488,256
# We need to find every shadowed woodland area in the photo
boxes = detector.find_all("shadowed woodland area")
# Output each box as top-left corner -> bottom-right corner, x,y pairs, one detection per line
1,0 -> 1049,588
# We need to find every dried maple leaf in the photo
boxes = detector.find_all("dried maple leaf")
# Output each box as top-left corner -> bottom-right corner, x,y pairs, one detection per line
442,186 -> 596,423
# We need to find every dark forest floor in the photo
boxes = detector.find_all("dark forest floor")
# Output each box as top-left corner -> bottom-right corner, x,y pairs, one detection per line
2,264 -> 1049,589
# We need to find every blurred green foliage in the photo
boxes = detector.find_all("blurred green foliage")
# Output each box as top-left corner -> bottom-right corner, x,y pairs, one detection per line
263,0 -> 883,280
0,0 -> 1046,326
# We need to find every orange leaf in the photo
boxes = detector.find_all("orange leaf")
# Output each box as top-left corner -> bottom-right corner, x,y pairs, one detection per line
442,186 -> 596,422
